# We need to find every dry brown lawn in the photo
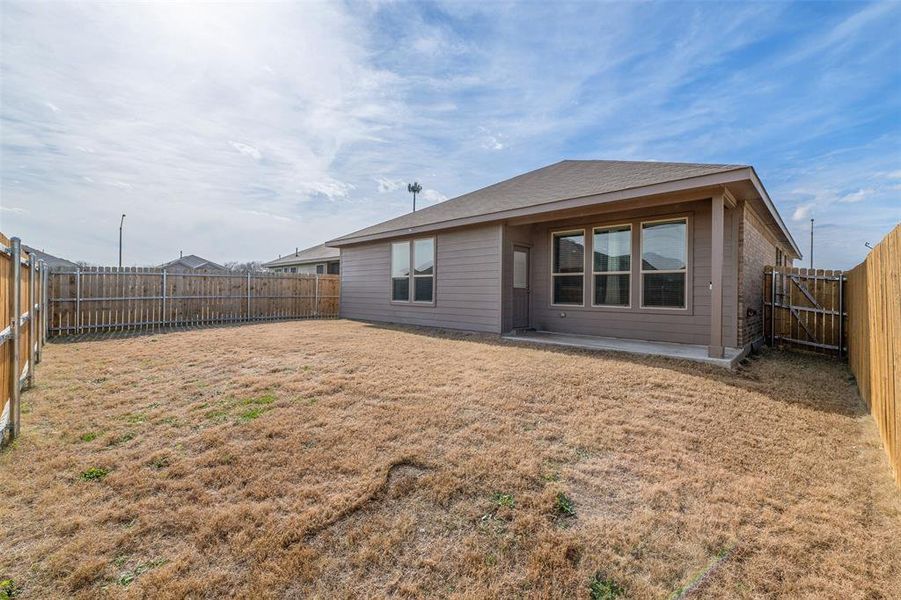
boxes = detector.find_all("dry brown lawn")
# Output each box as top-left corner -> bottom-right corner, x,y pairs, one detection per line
2,319 -> 899,599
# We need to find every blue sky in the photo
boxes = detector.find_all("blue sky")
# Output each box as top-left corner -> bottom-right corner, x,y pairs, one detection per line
1,1 -> 899,268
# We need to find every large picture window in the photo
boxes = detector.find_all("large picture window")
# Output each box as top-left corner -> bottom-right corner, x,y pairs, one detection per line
552,230 -> 585,305
592,225 -> 631,307
391,238 -> 435,303
641,219 -> 687,308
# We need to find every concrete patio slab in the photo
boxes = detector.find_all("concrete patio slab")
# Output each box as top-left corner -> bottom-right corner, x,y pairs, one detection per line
502,330 -> 746,368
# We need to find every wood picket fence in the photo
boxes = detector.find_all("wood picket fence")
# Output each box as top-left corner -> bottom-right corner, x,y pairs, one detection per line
764,266 -> 846,356
1,234 -> 50,446
48,267 -> 340,336
846,224 -> 899,485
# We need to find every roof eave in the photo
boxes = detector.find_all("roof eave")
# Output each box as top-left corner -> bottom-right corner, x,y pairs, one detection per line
327,168 -> 756,247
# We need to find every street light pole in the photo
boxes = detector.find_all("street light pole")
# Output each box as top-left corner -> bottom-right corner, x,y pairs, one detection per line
809,218 -> 814,270
119,213 -> 126,268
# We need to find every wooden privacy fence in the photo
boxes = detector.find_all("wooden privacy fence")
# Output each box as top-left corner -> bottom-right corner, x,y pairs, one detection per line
764,266 -> 846,356
49,267 -> 340,336
846,224 -> 899,485
1,235 -> 50,446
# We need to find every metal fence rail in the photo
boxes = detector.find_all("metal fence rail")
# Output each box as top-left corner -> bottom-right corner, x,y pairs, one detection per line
49,267 -> 340,335
1,234 -> 50,446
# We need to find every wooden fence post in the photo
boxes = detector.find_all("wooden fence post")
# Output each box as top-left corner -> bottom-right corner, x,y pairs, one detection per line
27,253 -> 36,388
75,268 -> 81,335
246,271 -> 252,321
41,261 -> 49,346
9,237 -> 21,440
161,271 -> 167,328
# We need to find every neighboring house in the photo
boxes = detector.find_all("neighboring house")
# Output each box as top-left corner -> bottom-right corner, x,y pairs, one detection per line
327,160 -> 801,358
263,243 -> 340,275
159,253 -> 227,273
22,245 -> 79,270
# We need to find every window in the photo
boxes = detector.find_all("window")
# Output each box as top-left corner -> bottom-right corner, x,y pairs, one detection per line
592,225 -> 631,307
391,241 -> 410,301
413,238 -> 434,302
552,230 -> 584,305
776,248 -> 783,266
391,238 -> 435,303
290,267 -> 297,273
316,264 -> 324,275
513,249 -> 528,289
641,219 -> 687,308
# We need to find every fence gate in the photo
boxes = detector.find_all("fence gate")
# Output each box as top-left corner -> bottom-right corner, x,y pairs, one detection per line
764,266 -> 846,356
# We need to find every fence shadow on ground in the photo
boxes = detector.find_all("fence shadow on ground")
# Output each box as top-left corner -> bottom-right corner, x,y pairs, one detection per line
359,321 -> 867,419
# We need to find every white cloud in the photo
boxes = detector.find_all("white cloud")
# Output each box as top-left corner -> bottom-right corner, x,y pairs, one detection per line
840,188 -> 875,203
228,141 -> 262,161
420,189 -> 447,205
45,101 -> 60,113
792,204 -> 814,221
376,176 -> 405,193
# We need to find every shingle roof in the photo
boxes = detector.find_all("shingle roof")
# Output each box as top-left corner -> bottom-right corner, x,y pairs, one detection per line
263,243 -> 340,268
23,245 -> 79,269
160,254 -> 226,270
329,160 -> 747,244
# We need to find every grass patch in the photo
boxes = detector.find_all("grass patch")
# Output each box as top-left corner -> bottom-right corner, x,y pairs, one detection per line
108,432 -> 135,446
125,413 -> 146,425
588,571 -> 625,600
555,492 -> 575,517
81,467 -> 109,481
242,394 -> 276,406
79,432 -> 98,442
492,493 -> 515,509
0,578 -> 18,600
149,456 -> 170,469
239,407 -> 267,421
116,558 -> 168,587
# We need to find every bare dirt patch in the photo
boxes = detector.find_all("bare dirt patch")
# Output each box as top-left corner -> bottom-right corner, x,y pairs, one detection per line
2,319 -> 899,598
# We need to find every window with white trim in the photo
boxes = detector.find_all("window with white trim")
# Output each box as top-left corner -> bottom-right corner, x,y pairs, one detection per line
391,238 -> 435,303
592,225 -> 631,307
641,219 -> 687,308
552,230 -> 584,305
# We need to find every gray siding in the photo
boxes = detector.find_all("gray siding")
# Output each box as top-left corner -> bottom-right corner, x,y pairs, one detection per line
340,225 -> 503,333
526,199 -> 739,347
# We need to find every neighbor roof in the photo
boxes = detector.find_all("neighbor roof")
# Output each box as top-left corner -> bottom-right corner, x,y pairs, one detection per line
23,245 -> 79,269
160,254 -> 226,271
327,159 -> 801,257
263,243 -> 340,268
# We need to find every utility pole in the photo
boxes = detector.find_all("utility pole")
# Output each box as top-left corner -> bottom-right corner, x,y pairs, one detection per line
407,182 -> 422,212
809,218 -> 814,270
118,213 -> 126,268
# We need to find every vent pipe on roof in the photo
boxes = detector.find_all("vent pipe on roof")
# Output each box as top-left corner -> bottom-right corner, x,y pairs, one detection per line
180,250 -> 183,258
295,247 -> 298,255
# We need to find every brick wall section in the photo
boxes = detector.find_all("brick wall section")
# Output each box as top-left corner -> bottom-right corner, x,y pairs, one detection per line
737,203 -> 780,347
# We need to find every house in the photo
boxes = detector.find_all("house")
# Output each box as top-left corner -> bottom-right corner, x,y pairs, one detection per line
327,160 -> 801,362
160,253 -> 227,273
22,245 -> 79,270
263,243 -> 340,275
